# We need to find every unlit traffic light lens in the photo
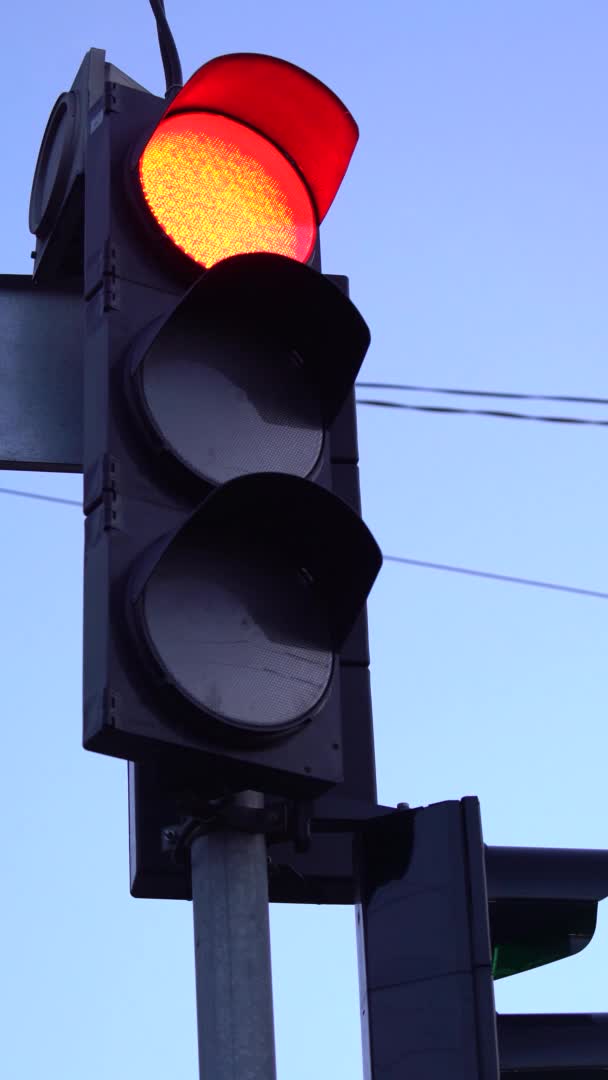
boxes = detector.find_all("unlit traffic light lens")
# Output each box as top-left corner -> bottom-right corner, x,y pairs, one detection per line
138,112 -> 317,267
139,323 -> 323,484
140,535 -> 333,732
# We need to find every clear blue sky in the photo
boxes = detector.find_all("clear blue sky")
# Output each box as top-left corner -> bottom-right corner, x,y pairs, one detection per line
2,2 -> 608,1077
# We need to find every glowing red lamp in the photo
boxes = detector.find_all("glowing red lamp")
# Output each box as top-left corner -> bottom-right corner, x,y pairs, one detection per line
138,53 -> 358,268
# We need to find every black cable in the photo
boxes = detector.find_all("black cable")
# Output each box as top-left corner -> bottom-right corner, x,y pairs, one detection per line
148,0 -> 183,98
356,398 -> 608,427
1,485 -> 606,604
384,554 -> 608,602
356,381 -> 608,407
0,486 -> 80,507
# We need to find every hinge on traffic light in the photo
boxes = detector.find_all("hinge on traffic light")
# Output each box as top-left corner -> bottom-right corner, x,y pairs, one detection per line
102,241 -> 119,311
83,455 -> 119,517
103,688 -> 120,728
84,240 -> 119,305
103,276 -> 119,311
104,81 -> 120,114
102,454 -> 119,495
100,457 -> 122,529
102,489 -> 122,530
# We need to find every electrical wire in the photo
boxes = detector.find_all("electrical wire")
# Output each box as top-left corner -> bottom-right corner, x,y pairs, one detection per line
148,0 -> 183,98
383,554 -> 608,602
0,486 -> 80,507
1,485 -> 607,603
356,381 -> 608,407
356,398 -> 608,427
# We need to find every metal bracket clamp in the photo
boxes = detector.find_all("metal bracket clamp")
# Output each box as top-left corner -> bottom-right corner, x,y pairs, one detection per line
161,797 -> 308,863
161,795 -> 403,865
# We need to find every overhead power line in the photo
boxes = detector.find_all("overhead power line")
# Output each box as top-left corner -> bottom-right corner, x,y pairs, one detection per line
1,485 -> 606,603
356,381 -> 608,407
384,555 -> 608,602
356,398 -> 608,427
0,486 -> 80,507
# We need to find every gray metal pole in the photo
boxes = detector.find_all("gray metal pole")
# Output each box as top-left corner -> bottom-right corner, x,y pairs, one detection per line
190,790 -> 277,1080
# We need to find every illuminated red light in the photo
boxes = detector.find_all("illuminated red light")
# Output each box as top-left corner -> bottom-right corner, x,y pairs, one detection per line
138,111 -> 317,267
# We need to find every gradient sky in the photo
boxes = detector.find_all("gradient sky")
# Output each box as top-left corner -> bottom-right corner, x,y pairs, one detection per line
2,2 -> 608,1077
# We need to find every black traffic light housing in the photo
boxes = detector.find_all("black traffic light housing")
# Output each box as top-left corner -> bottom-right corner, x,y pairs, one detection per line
29,49 -> 149,286
63,50 -> 382,798
28,46 -> 381,879
356,798 -> 608,1079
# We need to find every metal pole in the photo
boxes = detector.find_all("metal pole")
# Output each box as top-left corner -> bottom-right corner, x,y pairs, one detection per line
191,790 -> 277,1080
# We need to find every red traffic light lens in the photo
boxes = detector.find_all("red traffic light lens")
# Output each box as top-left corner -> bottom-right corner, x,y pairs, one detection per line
138,111 -> 317,267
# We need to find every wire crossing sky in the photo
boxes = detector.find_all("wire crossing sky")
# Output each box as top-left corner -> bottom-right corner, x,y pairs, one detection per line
3,485 -> 607,602
357,397 -> 608,425
357,380 -> 608,406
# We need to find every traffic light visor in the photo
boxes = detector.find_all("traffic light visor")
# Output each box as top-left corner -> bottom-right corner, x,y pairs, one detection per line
139,112 -> 317,267
128,254 -> 370,486
487,845 -> 608,980
137,53 -> 358,267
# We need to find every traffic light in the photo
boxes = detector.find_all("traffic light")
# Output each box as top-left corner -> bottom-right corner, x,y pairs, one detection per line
356,798 -> 608,1078
28,48 -> 381,798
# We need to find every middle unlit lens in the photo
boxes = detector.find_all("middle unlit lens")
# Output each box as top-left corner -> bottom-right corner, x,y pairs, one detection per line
140,325 -> 324,483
